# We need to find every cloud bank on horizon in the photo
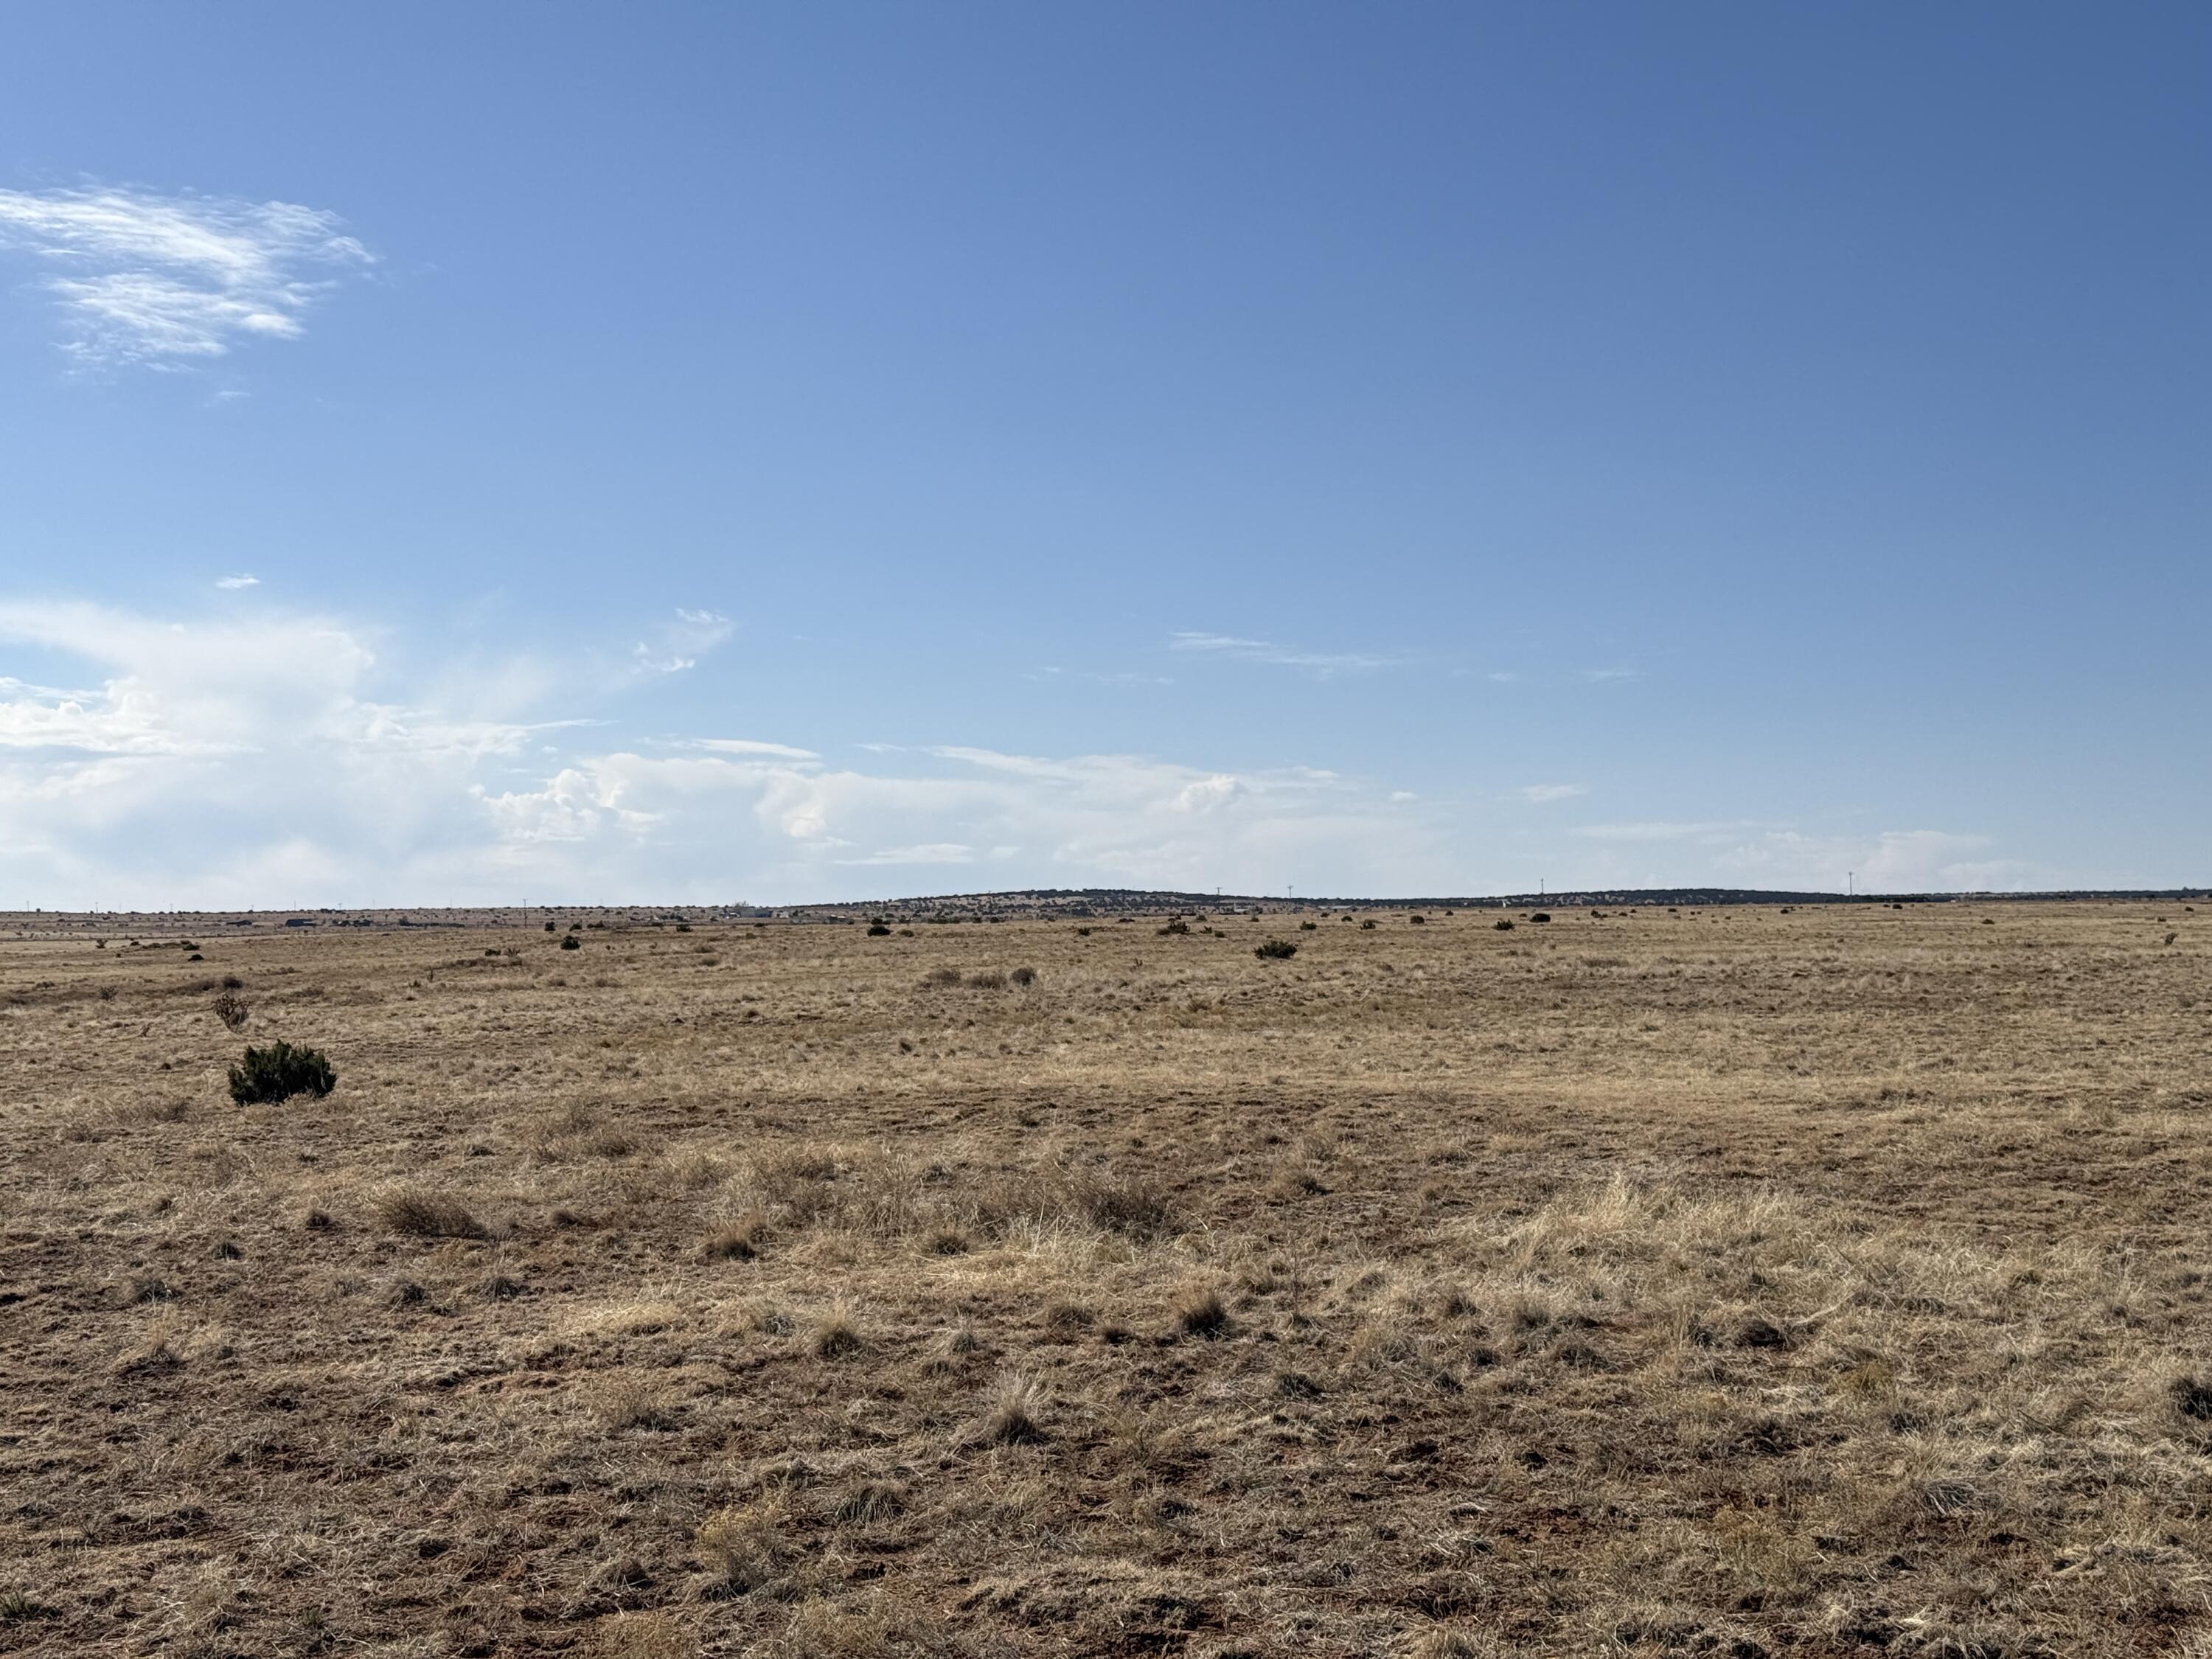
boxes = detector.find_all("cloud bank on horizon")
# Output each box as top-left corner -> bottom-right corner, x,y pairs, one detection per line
0,594 -> 2056,909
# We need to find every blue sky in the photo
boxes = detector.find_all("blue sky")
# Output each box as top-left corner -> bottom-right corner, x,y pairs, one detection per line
1,3 -> 2205,906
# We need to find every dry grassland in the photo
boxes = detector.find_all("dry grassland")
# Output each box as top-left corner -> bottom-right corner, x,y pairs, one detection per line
2,901 -> 2208,1658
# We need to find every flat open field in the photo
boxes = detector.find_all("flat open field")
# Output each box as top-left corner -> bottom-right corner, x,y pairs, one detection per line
2,901 -> 2208,1658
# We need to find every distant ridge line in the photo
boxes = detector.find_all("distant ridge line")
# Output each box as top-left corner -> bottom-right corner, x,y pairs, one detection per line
817,886 -> 2208,911
7,886 -> 2204,931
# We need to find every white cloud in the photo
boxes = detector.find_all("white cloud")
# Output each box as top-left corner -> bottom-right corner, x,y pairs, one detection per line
1571,820 -> 1769,842
1516,782 -> 1587,804
688,738 -> 820,761
837,843 -> 976,867
1168,630 -> 1391,677
1711,827 -> 2048,894
630,608 -> 733,678
0,591 -> 2067,907
1582,667 -> 1641,684
215,574 -> 259,589
0,185 -> 372,367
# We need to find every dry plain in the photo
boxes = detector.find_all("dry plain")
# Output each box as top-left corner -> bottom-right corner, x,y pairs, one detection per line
1,900 -> 2208,1658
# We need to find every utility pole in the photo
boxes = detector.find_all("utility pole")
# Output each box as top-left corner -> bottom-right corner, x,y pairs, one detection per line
1848,872 -> 1854,898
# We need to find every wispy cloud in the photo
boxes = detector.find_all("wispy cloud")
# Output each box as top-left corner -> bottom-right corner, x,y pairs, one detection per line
630,608 -> 732,678
0,184 -> 373,368
215,574 -> 259,589
1582,667 -> 1642,684
1570,819 -> 1767,842
1515,782 -> 1587,804
836,842 -> 976,867
1168,631 -> 1391,678
688,738 -> 819,761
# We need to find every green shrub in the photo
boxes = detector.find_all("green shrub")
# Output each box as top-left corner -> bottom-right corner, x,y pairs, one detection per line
1253,938 -> 1298,960
228,1041 -> 336,1105
560,934 -> 581,950
867,922 -> 891,936
1530,912 -> 1551,924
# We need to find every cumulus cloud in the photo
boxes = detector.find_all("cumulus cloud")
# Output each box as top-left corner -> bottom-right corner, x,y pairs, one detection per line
0,185 -> 372,367
215,574 -> 260,589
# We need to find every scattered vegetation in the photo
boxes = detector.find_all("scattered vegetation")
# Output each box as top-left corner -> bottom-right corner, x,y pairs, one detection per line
3,901 -> 2205,1656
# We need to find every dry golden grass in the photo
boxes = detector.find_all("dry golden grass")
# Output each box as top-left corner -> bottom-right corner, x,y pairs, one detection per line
1,900 -> 2209,1655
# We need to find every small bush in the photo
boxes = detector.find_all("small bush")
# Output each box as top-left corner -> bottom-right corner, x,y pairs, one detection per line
973,1374 -> 1048,1446
703,1214 -> 768,1261
1254,938 -> 1298,960
922,965 -> 961,988
1530,912 -> 1551,924
1360,918 -> 1378,931
1298,920 -> 1317,931
1158,919 -> 1191,936
560,934 -> 581,951
211,991 -> 248,1031
543,920 -> 554,932
1176,1285 -> 1231,1338
866,922 -> 891,936
966,970 -> 1006,989
810,1305 -> 864,1358
1009,966 -> 1036,986
374,1188 -> 487,1239
227,1040 -> 335,1105
1494,919 -> 1514,931
1410,914 -> 1426,925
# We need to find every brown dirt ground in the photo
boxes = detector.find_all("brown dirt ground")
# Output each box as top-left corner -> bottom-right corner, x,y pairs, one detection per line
1,900 -> 2208,1658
